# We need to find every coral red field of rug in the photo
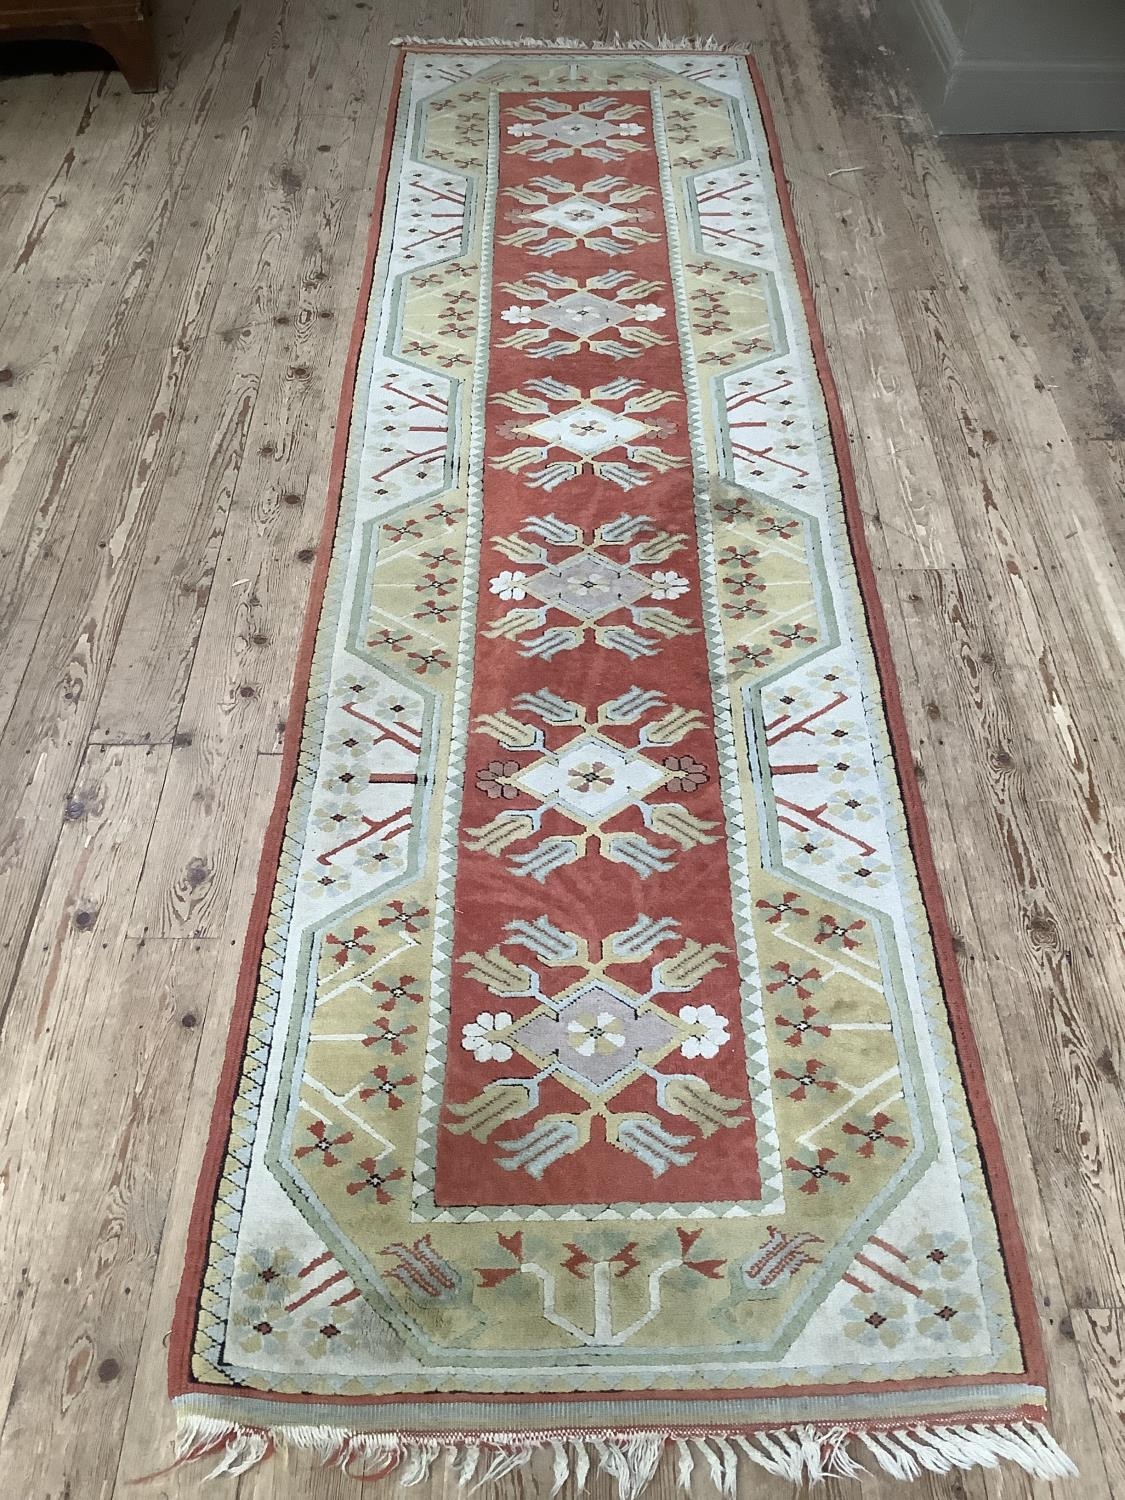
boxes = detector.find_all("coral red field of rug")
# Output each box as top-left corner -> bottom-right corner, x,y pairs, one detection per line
168,39 -> 1074,1492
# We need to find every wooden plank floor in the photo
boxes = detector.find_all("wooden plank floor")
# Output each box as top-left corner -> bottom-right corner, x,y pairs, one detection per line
0,1 -> 1122,1495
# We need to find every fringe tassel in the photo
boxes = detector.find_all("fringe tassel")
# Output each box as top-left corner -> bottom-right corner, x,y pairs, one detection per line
451,1442 -> 481,1487
389,34 -> 742,52
160,1412 -> 1077,1492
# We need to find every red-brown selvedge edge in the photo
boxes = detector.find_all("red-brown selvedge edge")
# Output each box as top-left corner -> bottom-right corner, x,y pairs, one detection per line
170,43 -> 1047,1413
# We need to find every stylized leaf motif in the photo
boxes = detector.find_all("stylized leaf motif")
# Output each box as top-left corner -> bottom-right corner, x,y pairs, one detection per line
501,270 -> 574,294
662,1078 -> 747,1138
646,804 -> 719,850
593,332 -> 669,359
502,915 -> 583,965
527,460 -> 584,490
593,461 -> 659,490
489,446 -> 558,476
642,704 -> 705,743
519,627 -> 584,660
631,607 -> 697,638
604,915 -> 679,962
524,514 -> 583,546
605,831 -> 676,879
509,835 -> 584,883
602,686 -> 665,724
582,175 -> 651,200
446,1084 -> 533,1143
473,710 -> 540,748
464,812 -> 539,856
593,624 -> 662,659
597,512 -> 653,545
628,529 -> 688,564
513,687 -> 581,724
613,1115 -> 694,1174
459,947 -> 535,996
491,532 -> 548,563
654,940 -> 727,992
483,607 -> 551,641
490,386 -> 556,415
625,447 -> 687,476
501,334 -> 578,357
620,389 -> 679,415
525,376 -> 581,402
496,1116 -> 583,1178
506,100 -> 570,119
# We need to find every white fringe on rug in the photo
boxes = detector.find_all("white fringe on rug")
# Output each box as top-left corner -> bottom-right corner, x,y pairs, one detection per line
389,35 -> 743,52
168,1413 -> 1076,1492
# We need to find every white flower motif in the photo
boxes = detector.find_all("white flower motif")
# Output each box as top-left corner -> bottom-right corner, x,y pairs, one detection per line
630,303 -> 666,323
462,1011 -> 514,1063
648,570 -> 689,600
500,305 -> 535,325
572,568 -> 609,596
506,123 -> 536,137
489,570 -> 528,601
567,1010 -> 626,1058
678,1003 -> 730,1060
615,123 -> 645,136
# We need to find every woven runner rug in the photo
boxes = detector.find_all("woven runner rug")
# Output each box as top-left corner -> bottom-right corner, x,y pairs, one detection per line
169,39 -> 1074,1492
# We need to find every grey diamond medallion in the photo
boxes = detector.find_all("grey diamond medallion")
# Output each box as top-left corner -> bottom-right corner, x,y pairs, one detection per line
535,291 -> 633,337
525,552 -> 650,620
516,982 -> 677,1095
526,113 -> 613,147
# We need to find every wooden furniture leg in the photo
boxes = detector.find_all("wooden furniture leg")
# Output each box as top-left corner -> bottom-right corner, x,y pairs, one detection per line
86,14 -> 157,90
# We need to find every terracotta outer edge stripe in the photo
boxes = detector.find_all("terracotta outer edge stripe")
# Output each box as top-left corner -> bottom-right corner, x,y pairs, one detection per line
169,41 -> 1047,1409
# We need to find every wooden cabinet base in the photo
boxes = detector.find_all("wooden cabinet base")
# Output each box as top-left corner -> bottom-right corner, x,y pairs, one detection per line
0,5 -> 157,91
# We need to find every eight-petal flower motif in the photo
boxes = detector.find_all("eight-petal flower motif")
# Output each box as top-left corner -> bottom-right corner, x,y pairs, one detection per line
648,570 -> 689,600
567,759 -> 615,795
678,1003 -> 730,1059
302,1312 -> 358,1360
489,570 -> 528,600
462,1011 -> 515,1063
500,305 -> 535,324
907,1232 -> 971,1284
917,1288 -> 982,1344
662,754 -> 709,793
630,303 -> 666,322
567,1010 -> 626,1057
476,760 -> 521,800
230,1304 -> 290,1355
843,1292 -> 907,1350
234,1246 -> 300,1307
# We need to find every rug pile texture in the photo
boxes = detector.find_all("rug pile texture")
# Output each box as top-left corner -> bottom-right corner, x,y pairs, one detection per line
170,40 -> 1073,1491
